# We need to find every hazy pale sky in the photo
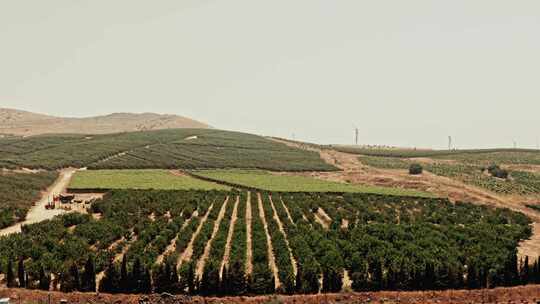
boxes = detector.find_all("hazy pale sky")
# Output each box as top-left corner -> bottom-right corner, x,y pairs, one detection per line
1,1 -> 539,149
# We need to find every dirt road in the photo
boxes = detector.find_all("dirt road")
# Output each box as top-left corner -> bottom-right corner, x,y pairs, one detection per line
0,168 -> 77,236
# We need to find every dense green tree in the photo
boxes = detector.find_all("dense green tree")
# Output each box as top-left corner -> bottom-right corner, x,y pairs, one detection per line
140,267 -> 152,294
81,256 -> 96,292
38,266 -> 50,291
120,257 -> 129,293
100,262 -> 120,293
17,258 -> 25,288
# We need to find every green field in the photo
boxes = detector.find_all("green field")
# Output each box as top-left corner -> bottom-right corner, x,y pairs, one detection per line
0,129 -> 336,172
191,169 -> 434,197
69,170 -> 229,191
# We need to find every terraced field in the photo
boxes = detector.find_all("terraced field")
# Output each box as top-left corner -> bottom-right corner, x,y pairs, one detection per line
190,170 -> 434,197
0,190 -> 536,295
69,170 -> 229,191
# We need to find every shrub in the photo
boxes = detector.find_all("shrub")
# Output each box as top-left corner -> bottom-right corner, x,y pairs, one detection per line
487,164 -> 509,179
409,163 -> 423,175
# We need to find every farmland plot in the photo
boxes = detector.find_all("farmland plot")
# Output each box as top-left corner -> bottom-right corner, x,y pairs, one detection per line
191,170 -> 434,197
69,170 -> 229,191
0,171 -> 58,229
0,189 -> 536,296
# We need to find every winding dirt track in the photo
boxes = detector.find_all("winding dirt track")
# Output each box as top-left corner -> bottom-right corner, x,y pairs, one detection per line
272,138 -> 540,262
0,168 -> 77,236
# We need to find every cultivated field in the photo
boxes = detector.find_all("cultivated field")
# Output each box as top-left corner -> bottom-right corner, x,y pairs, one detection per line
0,171 -> 58,229
190,170 -> 434,197
0,129 -> 335,171
358,154 -> 540,196
69,170 -> 229,191
0,190 -> 536,296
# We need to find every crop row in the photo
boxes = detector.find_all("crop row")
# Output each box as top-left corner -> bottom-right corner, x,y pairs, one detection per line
0,190 -> 536,295
0,129 -> 336,172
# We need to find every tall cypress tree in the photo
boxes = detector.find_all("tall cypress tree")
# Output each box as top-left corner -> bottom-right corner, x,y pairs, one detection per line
120,257 -> 129,293
521,256 -> 530,284
69,263 -> 80,291
38,266 -> 50,291
131,257 -> 142,293
140,267 -> 152,294
82,256 -> 96,292
100,262 -> 120,293
7,259 -> 16,288
18,258 -> 25,288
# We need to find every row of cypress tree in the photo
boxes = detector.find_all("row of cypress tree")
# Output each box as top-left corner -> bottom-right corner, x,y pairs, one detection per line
6,254 -> 540,295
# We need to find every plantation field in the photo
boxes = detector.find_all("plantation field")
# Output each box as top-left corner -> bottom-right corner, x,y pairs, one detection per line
335,146 -> 540,164
190,170 -> 434,197
0,190 -> 535,295
0,171 -> 58,229
0,129 -> 335,172
69,170 -> 229,191
359,156 -> 540,196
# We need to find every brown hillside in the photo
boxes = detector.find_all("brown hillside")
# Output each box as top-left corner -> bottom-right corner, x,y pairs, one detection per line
0,108 -> 210,136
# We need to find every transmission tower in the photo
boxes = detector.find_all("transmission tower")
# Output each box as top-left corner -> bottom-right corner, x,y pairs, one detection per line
448,136 -> 453,150
354,128 -> 359,145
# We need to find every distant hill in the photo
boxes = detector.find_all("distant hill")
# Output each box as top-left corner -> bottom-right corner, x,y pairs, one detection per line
0,108 -> 210,136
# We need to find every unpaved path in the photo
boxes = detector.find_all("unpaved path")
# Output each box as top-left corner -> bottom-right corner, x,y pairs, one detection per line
246,192 -> 253,275
0,168 -> 77,236
195,197 -> 229,279
220,196 -> 239,277
279,197 -> 295,226
177,203 -> 215,268
257,193 -> 280,289
155,212 -> 197,265
269,195 -> 297,276
315,208 -> 332,229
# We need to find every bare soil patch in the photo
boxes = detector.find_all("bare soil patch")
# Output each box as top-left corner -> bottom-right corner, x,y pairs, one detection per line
245,192 -> 253,275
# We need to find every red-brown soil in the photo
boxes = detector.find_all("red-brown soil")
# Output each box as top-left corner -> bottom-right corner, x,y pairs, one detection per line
1,285 -> 539,304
